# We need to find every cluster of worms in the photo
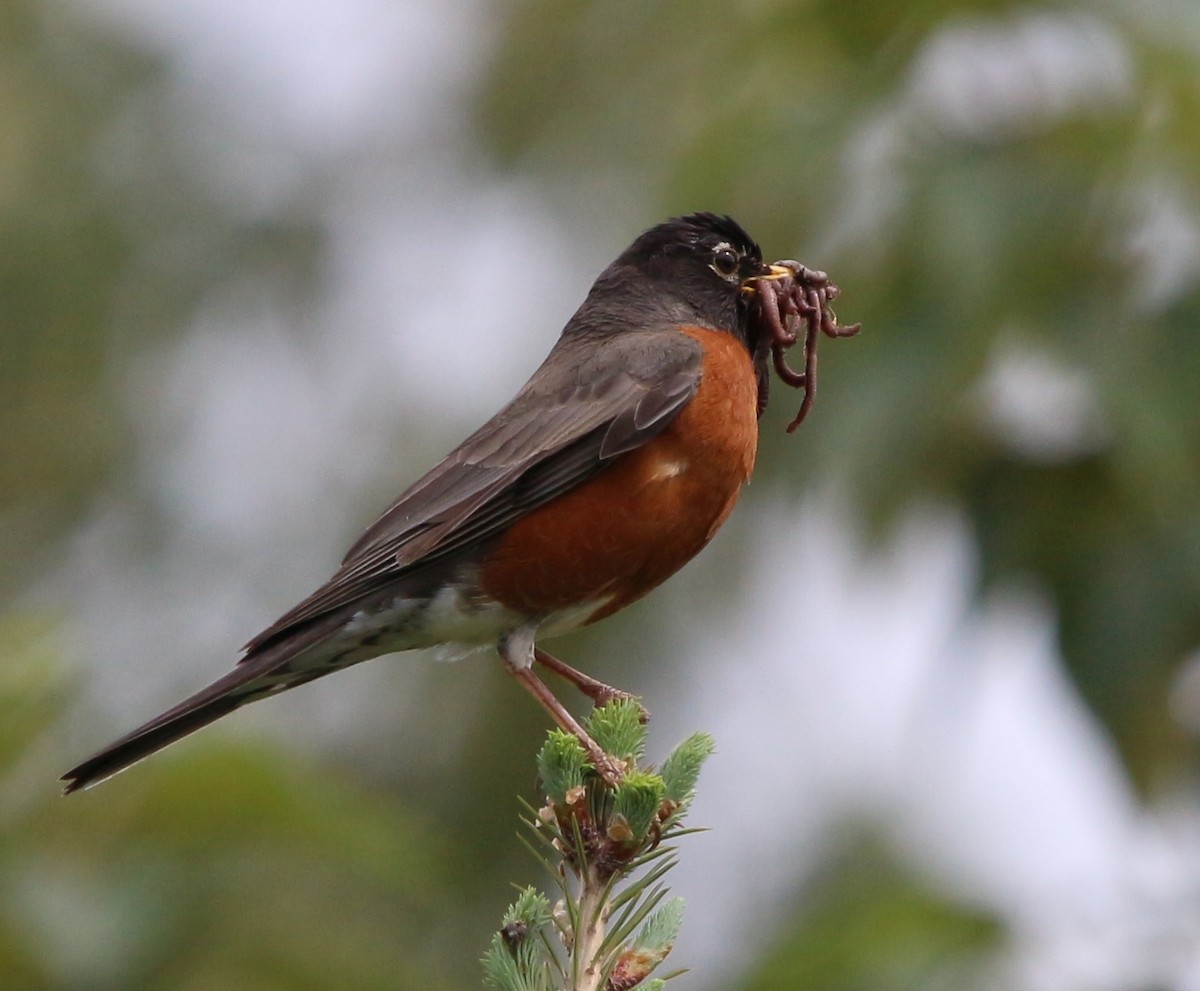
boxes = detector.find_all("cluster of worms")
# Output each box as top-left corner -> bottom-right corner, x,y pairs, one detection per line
751,260 -> 861,432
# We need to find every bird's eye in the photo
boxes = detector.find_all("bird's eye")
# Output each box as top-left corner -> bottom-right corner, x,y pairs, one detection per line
712,246 -> 739,278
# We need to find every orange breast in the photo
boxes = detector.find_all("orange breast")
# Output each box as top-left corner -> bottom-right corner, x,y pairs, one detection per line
478,327 -> 759,622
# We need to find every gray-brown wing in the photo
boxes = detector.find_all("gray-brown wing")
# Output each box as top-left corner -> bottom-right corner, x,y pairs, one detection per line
242,329 -> 704,654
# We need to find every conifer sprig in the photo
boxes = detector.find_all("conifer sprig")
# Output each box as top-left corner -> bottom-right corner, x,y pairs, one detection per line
482,700 -> 713,991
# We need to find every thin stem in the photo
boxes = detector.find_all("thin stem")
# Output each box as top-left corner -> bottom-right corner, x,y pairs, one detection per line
573,863 -> 609,991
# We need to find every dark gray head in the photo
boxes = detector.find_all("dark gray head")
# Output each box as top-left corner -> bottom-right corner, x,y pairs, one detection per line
574,213 -> 770,346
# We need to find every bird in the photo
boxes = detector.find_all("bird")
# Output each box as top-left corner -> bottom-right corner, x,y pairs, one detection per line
62,212 -> 792,793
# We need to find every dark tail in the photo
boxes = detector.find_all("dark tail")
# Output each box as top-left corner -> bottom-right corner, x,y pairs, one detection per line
61,627 -> 337,794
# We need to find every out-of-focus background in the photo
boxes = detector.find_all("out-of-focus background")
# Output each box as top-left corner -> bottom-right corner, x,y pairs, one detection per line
4,0 -> 1200,987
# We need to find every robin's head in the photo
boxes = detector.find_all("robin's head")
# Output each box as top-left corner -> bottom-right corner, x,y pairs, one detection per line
582,213 -> 771,344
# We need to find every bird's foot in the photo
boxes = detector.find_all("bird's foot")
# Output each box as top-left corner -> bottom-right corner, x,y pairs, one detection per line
533,647 -> 650,724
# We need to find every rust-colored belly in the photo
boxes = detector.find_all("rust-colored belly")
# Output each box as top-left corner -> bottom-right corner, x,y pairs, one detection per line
478,327 -> 759,622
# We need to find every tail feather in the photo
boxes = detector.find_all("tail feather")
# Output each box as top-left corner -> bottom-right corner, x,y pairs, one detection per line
61,626 -> 340,794
61,686 -> 245,794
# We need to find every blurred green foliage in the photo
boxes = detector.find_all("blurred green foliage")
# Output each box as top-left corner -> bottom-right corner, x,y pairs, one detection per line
0,0 -> 323,592
742,836 -> 1001,991
0,0 -> 143,569
4,0 -> 1200,987
1,617 -> 460,990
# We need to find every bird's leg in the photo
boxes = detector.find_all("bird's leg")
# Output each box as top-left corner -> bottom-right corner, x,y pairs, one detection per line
499,632 -> 624,785
506,666 -> 625,786
534,647 -> 650,723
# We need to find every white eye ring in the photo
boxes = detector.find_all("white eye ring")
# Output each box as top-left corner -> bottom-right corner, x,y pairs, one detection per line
711,244 -> 739,280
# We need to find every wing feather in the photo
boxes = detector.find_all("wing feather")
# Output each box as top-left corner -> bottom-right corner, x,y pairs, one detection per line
242,329 -> 704,655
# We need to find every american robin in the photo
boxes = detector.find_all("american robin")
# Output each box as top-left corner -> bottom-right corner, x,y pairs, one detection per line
63,213 -> 794,792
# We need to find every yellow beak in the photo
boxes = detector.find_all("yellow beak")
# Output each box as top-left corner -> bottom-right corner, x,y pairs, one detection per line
762,262 -> 798,280
740,262 -> 795,295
